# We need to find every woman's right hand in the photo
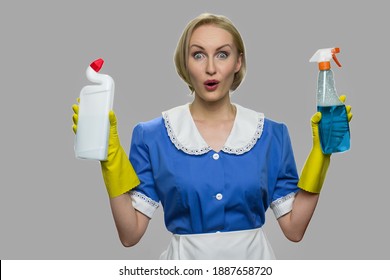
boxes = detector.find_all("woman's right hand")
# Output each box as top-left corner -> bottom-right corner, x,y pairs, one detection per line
72,101 -> 146,246
72,100 -> 140,198
72,100 -> 79,134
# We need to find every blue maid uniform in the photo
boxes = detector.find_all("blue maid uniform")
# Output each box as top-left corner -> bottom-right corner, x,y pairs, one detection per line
129,103 -> 299,259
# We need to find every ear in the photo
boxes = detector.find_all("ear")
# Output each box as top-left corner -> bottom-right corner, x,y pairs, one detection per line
235,53 -> 243,73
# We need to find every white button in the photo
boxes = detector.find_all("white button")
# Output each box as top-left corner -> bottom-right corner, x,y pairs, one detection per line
216,193 -> 223,200
213,153 -> 220,160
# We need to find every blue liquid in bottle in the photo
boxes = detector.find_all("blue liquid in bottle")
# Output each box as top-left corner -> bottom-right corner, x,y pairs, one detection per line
317,105 -> 350,154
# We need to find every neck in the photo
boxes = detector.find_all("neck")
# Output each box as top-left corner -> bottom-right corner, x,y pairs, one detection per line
190,95 -> 236,122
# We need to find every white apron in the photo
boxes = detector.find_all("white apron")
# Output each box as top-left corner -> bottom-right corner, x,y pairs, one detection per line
159,227 -> 275,260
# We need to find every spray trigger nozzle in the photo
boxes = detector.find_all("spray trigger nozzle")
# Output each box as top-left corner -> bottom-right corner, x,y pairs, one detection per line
310,47 -> 342,70
331,48 -> 342,67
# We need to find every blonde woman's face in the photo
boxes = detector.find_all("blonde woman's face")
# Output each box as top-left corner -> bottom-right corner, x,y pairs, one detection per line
187,25 -> 242,103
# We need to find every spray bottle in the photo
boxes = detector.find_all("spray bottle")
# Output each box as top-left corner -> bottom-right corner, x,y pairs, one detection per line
309,47 -> 350,154
74,58 -> 114,160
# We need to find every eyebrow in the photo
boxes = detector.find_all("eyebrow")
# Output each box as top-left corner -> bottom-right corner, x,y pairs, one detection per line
189,44 -> 233,51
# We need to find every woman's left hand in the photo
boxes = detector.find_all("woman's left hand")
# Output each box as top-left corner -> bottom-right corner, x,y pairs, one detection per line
340,95 -> 353,122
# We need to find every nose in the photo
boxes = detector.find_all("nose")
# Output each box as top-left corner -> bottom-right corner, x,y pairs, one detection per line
206,58 -> 216,76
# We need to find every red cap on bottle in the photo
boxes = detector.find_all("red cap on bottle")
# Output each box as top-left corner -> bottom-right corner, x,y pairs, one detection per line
90,58 -> 104,72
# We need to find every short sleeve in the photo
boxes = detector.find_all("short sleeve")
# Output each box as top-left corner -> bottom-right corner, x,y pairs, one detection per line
129,123 -> 160,218
270,124 -> 299,219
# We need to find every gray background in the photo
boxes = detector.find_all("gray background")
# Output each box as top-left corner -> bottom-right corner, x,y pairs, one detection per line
1,0 -> 389,259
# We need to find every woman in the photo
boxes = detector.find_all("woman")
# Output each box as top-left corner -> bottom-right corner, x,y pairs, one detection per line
72,13 -> 352,259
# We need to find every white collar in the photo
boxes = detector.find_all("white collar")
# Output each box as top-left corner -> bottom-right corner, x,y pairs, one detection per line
162,103 -> 264,155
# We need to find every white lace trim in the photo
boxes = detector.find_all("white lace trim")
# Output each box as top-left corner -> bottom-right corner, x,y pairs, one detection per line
270,192 -> 296,207
163,112 -> 212,155
162,104 -> 265,156
130,190 -> 159,209
270,192 -> 297,219
222,113 -> 264,155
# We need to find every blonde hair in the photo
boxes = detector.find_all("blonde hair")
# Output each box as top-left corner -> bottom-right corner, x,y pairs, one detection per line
174,13 -> 246,93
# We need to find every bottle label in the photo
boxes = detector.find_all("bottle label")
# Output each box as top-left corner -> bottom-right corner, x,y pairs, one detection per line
317,105 -> 350,154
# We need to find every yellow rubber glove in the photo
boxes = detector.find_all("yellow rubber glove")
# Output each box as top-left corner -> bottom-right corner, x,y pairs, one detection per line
72,102 -> 140,198
298,95 -> 352,193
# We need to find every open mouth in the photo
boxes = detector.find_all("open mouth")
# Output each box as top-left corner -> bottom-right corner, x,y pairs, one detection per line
204,80 -> 219,90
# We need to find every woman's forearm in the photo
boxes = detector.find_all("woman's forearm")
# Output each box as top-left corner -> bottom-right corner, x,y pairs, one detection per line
278,190 -> 319,242
109,193 -> 150,247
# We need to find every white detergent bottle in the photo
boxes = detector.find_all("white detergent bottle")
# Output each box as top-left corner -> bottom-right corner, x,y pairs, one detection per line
75,58 -> 114,160
309,48 -> 350,154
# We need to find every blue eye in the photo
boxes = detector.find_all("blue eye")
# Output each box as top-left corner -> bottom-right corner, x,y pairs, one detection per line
217,52 -> 229,59
193,52 -> 204,60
